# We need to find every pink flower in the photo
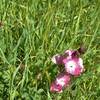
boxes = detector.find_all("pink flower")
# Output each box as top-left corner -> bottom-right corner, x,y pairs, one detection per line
50,72 -> 71,93
64,57 -> 84,76
51,50 -> 84,76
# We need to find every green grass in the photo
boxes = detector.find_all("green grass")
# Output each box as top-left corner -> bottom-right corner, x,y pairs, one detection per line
0,0 -> 100,100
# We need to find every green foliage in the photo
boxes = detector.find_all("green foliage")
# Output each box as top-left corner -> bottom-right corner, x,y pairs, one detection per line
0,0 -> 100,99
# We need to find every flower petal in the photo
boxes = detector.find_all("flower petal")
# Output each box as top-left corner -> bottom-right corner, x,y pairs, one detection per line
51,54 -> 65,65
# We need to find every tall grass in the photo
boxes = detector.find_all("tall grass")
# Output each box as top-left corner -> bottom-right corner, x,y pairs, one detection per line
0,0 -> 100,100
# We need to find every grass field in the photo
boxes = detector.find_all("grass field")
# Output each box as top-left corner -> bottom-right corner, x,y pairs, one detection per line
0,0 -> 100,100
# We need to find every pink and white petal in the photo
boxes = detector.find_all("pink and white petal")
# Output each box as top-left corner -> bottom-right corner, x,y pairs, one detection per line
51,54 -> 65,65
78,58 -> 83,68
62,58 -> 67,64
51,54 -> 60,64
56,74 -> 71,87
65,50 -> 73,56
50,83 -> 62,93
78,58 -> 84,72
74,67 -> 82,76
